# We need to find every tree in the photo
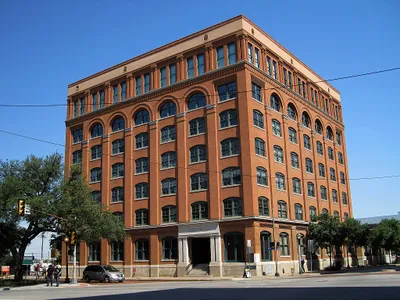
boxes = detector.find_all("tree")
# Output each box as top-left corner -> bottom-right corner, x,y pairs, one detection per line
0,154 -> 125,282
369,219 -> 400,263
340,218 -> 370,267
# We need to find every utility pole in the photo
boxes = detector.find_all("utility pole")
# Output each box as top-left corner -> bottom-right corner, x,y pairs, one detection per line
272,209 -> 280,277
64,236 -> 70,283
72,242 -> 77,284
41,233 -> 44,261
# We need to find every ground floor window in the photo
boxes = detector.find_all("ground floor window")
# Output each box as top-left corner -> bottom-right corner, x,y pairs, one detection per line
111,241 -> 124,261
88,242 -> 100,261
69,244 -> 80,262
162,237 -> 177,260
260,232 -> 272,261
297,234 -> 305,256
135,239 -> 149,261
280,233 -> 290,256
224,232 -> 244,262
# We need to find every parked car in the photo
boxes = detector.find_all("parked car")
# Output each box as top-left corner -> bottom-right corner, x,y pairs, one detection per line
83,265 -> 125,283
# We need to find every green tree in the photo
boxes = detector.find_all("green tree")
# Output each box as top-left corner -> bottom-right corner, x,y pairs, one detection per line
340,218 -> 370,267
369,219 -> 400,263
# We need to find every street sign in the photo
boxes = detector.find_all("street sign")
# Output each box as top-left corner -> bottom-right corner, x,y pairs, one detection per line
247,240 -> 251,247
22,256 -> 34,265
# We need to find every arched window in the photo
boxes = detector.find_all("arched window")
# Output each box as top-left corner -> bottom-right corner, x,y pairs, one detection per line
319,163 -> 326,178
161,125 -> 176,143
134,109 -> 150,125
270,94 -> 282,112
219,109 -> 238,128
322,208 -> 329,215
258,197 -> 269,216
135,209 -> 148,226
135,132 -> 149,149
272,119 -> 282,137
326,126 -> 334,140
135,157 -> 149,174
190,173 -> 208,191
277,200 -> 287,218
316,141 -> 323,155
222,167 -> 241,186
253,110 -> 264,128
190,145 -> 206,163
280,233 -> 290,256
112,139 -> 125,154
72,150 -> 82,164
274,145 -> 284,163
91,191 -> 101,203
308,182 -> 315,197
276,173 -> 286,190
305,158 -> 313,173
320,185 -> 327,200
187,93 -> 206,110
162,237 -> 177,259
344,213 -> 349,220
302,112 -> 311,128
309,206 -> 317,220
135,239 -> 149,261
111,163 -> 124,178
260,232 -> 272,261
162,206 -> 177,223
288,127 -> 297,143
328,147 -> 334,160
221,138 -> 240,157
342,192 -> 348,205
160,101 -> 176,118
189,117 -> 206,136
332,189 -> 338,203
91,123 -> 103,138
91,145 -> 102,160
256,167 -> 268,186
224,232 -> 244,262
111,116 -> 125,132
111,187 -> 124,202
292,177 -> 301,194
161,151 -> 176,169
291,152 -> 299,168
255,138 -> 266,156
191,202 -> 208,220
334,210 -> 339,218
90,168 -> 102,183
287,103 -> 297,120
135,182 -> 149,199
304,134 -> 311,150
315,120 -> 323,134
161,178 -> 177,195
295,204 -> 303,220
223,197 -> 242,217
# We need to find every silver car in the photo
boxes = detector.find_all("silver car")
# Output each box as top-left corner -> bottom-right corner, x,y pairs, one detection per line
83,265 -> 125,283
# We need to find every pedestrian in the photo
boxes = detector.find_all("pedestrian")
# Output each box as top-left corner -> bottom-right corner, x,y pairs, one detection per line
35,264 -> 40,280
46,264 -> 54,286
300,257 -> 305,273
54,265 -> 62,287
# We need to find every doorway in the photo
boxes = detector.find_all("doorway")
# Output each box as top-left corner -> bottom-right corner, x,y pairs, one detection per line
190,238 -> 211,265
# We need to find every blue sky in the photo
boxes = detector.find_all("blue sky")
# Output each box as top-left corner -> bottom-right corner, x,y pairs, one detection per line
0,0 -> 399,254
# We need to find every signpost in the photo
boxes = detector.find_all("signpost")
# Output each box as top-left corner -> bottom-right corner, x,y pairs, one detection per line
308,239 -> 315,273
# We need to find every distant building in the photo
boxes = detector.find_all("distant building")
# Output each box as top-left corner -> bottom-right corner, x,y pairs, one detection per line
357,212 -> 400,225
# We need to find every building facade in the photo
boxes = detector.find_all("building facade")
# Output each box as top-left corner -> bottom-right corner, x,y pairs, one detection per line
63,15 -> 352,277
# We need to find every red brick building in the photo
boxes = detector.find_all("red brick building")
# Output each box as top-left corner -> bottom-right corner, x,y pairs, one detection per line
64,15 -> 352,277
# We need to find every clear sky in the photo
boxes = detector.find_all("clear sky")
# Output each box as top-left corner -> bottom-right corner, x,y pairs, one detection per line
0,0 -> 399,255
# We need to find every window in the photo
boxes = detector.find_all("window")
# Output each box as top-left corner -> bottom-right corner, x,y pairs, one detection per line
280,233 -> 290,256
288,72 -> 293,89
92,93 -> 97,111
72,150 -> 82,164
135,157 -> 149,174
90,123 -> 103,139
136,209 -> 148,226
308,182 -> 315,197
256,167 -> 268,186
80,97 -> 85,115
223,197 -> 242,217
135,183 -> 149,199
270,94 -> 281,112
144,73 -> 150,93
340,172 -> 346,185
111,242 -> 124,261
291,152 -> 299,168
305,158 -> 313,173
283,68 -> 288,87
297,234 -> 305,256
322,208 -> 329,215
91,191 -> 101,204
189,117 -> 206,136
330,168 -> 336,181
197,54 -> 205,75
90,168 -> 101,183
73,100 -> 78,117
292,178 -> 301,194
134,109 -> 150,125
113,212 -> 124,222
302,82 -> 306,98
219,109 -> 237,128
255,138 -> 266,156
336,132 -> 342,145
326,127 -> 334,141
253,110 -> 264,128
320,185 -> 327,200
274,146 -> 284,163
191,173 -> 208,191
248,43 -> 254,64
316,141 -> 323,155
121,82 -> 126,101
111,187 -> 124,202
221,138 -> 240,157
73,128 -> 83,143
276,173 -> 286,190
111,117 -> 125,132
112,139 -> 124,155
302,112 -> 311,128
192,202 -> 208,220
88,243 -> 100,261
272,61 -> 277,79
161,151 -> 176,169
161,125 -> 176,143
267,56 -> 271,75
287,103 -> 297,120
160,101 -> 176,118
190,145 -> 206,164
224,232 -> 244,262
222,167 -> 241,186
260,232 -> 272,261
135,133 -> 149,149
160,67 -> 167,87
334,210 -> 339,218
288,127 -> 297,143
342,192 -> 348,205
315,120 -> 323,135
135,239 -> 149,261
99,90 -> 105,108
328,147 -> 334,160
162,206 -> 177,223
344,213 -> 349,220
169,64 -> 176,84
90,145 -> 102,160
216,46 -> 224,68
135,76 -> 142,95
162,237 -> 178,259
113,85 -> 119,103
252,83 -> 262,102
304,134 -> 311,150
338,152 -> 344,164
309,206 -> 317,220
187,93 -> 206,110
111,163 -> 124,178
161,178 -> 177,195
278,201 -> 287,218
332,189 -> 338,203
295,204 -> 303,220
318,163 -> 325,177
228,42 -> 236,64
218,82 -> 237,101
258,197 -> 269,216
187,57 -> 194,78
272,119 -> 282,137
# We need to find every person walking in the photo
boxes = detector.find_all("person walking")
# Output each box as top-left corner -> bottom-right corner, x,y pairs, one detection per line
46,264 -> 54,286
54,265 -> 62,287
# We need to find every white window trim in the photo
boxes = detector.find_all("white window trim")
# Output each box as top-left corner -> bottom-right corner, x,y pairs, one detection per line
220,154 -> 240,159
221,184 -> 242,189
219,124 -> 238,131
218,97 -> 237,103
188,132 -> 206,138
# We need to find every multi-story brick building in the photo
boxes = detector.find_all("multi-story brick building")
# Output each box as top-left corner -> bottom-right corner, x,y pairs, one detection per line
64,15 -> 352,277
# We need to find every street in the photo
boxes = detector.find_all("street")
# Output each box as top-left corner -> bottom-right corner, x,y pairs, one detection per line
1,273 -> 399,300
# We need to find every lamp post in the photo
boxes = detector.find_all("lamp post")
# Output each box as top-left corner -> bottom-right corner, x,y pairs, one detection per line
64,236 -> 70,283
272,209 -> 280,277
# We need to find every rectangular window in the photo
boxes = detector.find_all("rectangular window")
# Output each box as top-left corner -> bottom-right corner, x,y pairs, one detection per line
197,54 -> 204,75
252,83 -> 262,102
248,43 -> 253,64
135,76 -> 142,96
267,56 -> 271,75
218,82 -> 237,102
311,88 -> 314,104
187,57 -> 194,78
228,43 -> 236,64
160,67 -> 167,87
216,46 -> 224,68
92,93 -> 97,111
272,61 -> 277,79
113,85 -> 118,103
283,68 -> 288,86
80,97 -> 85,115
73,100 -> 78,117
121,82 -> 126,101
314,91 -> 318,107
99,90 -> 105,108
255,48 -> 260,68
325,99 -> 329,113
144,73 -> 150,93
288,72 -> 293,89
302,81 -> 306,98
88,243 -> 101,261
169,64 -> 176,84
298,78 -> 302,95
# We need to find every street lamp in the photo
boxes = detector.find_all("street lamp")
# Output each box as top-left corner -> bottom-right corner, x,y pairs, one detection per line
64,236 -> 70,283
272,209 -> 280,277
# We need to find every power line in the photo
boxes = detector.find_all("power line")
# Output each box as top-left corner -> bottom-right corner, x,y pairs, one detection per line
0,66 -> 399,108
1,128 -> 399,183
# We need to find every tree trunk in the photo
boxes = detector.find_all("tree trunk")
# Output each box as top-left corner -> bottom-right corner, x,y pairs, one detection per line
14,246 -> 27,282
355,246 -> 359,267
346,247 -> 350,268
329,246 -> 332,267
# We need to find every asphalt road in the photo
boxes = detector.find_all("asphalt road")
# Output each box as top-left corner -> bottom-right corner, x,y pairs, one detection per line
1,273 -> 399,300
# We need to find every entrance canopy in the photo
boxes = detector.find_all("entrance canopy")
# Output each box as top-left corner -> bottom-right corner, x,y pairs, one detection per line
178,221 -> 220,238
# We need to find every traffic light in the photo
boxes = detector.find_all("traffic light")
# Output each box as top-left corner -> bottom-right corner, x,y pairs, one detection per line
18,200 -> 25,216
70,231 -> 76,245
